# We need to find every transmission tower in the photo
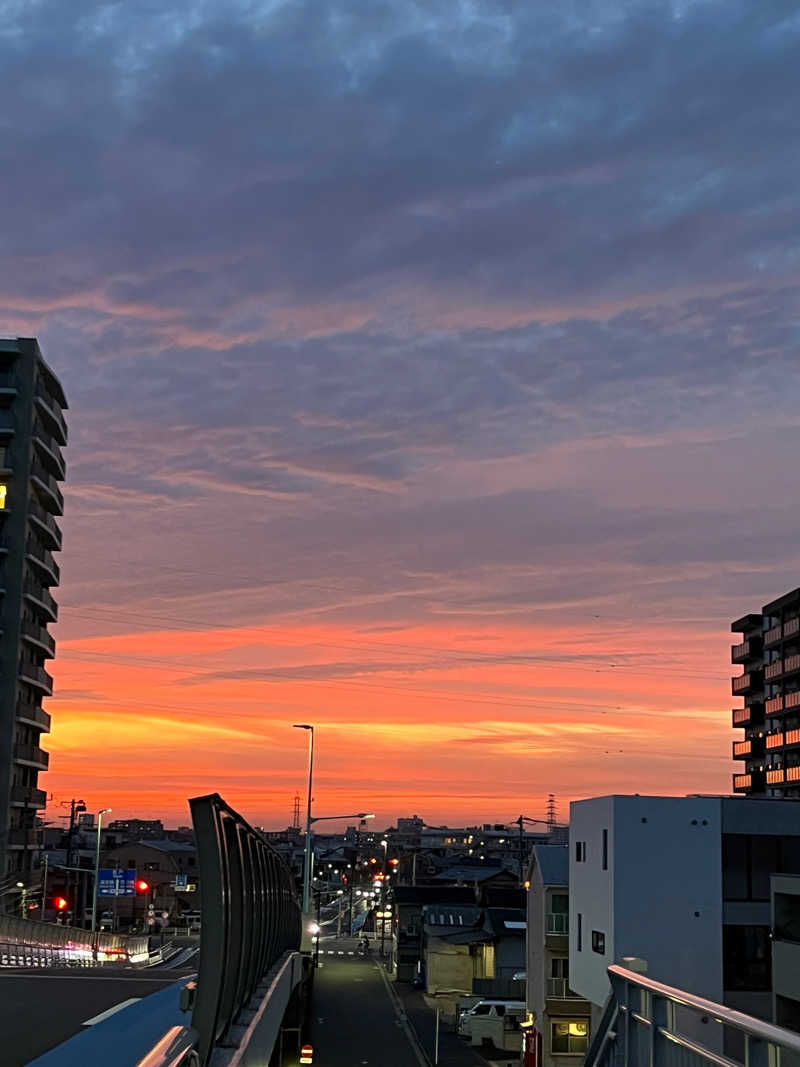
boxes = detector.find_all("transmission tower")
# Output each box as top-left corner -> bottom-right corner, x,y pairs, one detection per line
546,794 -> 558,831
292,792 -> 301,832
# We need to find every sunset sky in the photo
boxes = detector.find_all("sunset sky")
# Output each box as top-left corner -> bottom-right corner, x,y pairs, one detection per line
3,0 -> 799,829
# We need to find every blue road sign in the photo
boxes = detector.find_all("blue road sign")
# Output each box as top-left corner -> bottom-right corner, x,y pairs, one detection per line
98,868 -> 137,897
175,873 -> 188,889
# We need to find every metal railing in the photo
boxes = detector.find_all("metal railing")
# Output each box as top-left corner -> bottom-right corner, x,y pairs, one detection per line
546,912 -> 569,934
0,913 -> 148,967
189,792 -> 302,1067
586,964 -> 800,1067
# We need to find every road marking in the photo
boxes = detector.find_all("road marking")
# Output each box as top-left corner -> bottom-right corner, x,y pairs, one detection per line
82,998 -> 140,1026
376,963 -> 429,1067
0,974 -> 176,982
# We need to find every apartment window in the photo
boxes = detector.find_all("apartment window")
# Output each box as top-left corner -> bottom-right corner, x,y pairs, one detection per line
0,483 -> 6,509
551,957 -> 569,979
575,841 -> 586,862
723,925 -> 771,992
602,829 -> 608,870
551,1020 -> 588,1054
577,913 -> 582,952
592,930 -> 606,955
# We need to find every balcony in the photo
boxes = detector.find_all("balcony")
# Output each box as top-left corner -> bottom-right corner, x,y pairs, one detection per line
34,392 -> 67,446
15,702 -> 51,731
767,768 -> 786,785
788,765 -> 800,782
546,978 -> 582,999
787,691 -> 800,710
732,737 -> 764,760
767,695 -> 784,715
766,623 -> 784,646
30,458 -> 64,515
732,638 -> 762,663
27,496 -> 62,551
8,786 -> 47,809
787,617 -> 800,638
23,578 -> 58,622
7,828 -> 41,847
765,653 -> 800,681
20,618 -> 55,658
767,732 -> 784,749
766,660 -> 784,680
33,428 -> 66,480
18,662 -> 53,695
0,385 -> 18,407
786,728 -> 800,748
732,672 -> 761,695
546,913 -> 569,935
25,538 -> 60,585
732,704 -> 763,726
733,773 -> 752,792
13,743 -> 49,769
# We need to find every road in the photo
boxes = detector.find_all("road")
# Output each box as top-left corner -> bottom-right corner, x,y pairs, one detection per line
0,966 -> 185,1066
310,938 -> 426,1067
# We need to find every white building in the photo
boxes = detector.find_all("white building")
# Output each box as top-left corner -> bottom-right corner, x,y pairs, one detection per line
569,795 -> 800,1032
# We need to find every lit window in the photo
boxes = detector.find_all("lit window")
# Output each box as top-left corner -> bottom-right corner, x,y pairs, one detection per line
0,484 -> 6,509
551,1020 -> 588,1054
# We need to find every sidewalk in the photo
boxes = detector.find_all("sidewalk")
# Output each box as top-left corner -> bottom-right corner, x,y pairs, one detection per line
393,982 -> 489,1067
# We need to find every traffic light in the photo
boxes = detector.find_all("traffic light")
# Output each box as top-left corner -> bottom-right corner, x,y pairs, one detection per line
54,896 -> 68,911
390,858 -> 399,867
136,880 -> 150,893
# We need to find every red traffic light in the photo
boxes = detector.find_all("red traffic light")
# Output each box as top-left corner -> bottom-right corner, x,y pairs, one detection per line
55,896 -> 68,911
136,880 -> 150,893
390,858 -> 399,866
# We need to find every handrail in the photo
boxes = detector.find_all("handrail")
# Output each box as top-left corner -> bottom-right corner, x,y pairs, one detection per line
134,1025 -> 199,1067
608,965 -> 800,1053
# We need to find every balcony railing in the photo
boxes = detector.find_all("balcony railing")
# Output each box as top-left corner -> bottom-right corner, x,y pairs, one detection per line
767,732 -> 784,749
25,538 -> 60,584
15,702 -> 51,731
34,391 -> 67,445
20,618 -> 55,657
30,458 -> 64,514
733,739 -> 751,758
546,913 -> 569,935
27,496 -> 62,550
23,578 -> 58,621
786,728 -> 800,747
788,765 -> 800,782
546,977 -> 581,999
733,773 -> 752,791
766,623 -> 784,645
787,617 -> 800,638
787,691 -> 800,710
18,662 -> 54,694
732,706 -> 755,725
767,695 -> 784,715
767,768 -> 785,785
8,786 -> 47,809
766,660 -> 783,680
732,673 -> 757,694
7,828 -> 42,847
33,427 -> 66,479
13,743 -> 49,769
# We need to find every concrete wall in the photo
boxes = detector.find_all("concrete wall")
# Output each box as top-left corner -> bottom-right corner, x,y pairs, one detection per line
426,940 -> 473,994
570,796 -> 723,1009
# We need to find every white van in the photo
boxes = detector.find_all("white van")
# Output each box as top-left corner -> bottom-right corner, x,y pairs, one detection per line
458,1000 -> 526,1050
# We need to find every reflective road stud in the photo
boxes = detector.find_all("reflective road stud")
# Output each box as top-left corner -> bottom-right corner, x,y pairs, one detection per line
300,1045 -> 314,1064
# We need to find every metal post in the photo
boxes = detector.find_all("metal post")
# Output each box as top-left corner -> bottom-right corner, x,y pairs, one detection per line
435,1007 -> 440,1065
91,809 -> 110,934
314,884 -> 321,967
348,883 -> 353,935
40,853 -> 48,921
517,815 -> 525,886
294,725 -> 315,914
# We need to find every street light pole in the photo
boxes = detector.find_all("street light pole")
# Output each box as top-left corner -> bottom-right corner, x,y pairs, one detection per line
293,724 -> 315,914
91,808 -> 111,934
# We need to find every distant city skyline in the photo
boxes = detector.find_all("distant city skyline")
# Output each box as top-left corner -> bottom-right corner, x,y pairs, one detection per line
2,1 -> 799,825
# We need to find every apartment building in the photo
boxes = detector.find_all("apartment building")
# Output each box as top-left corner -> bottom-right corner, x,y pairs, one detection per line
732,587 -> 800,797
569,795 -> 800,1033
525,845 -> 591,1067
0,338 -> 67,883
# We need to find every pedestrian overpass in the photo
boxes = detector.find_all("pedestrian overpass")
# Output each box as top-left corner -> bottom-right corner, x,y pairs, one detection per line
24,793 -> 313,1067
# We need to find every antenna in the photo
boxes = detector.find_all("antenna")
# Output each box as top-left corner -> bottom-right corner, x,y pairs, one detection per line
292,792 -> 301,833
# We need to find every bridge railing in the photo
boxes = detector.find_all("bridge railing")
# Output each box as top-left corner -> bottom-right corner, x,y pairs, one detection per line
0,912 -> 149,966
189,792 -> 302,1066
587,964 -> 800,1067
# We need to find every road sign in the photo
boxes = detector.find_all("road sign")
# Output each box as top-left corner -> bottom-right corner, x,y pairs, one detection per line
175,873 -> 188,889
98,869 -> 137,897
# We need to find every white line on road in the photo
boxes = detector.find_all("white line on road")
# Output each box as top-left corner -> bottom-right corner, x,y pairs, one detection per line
82,998 -> 140,1026
0,974 -> 176,982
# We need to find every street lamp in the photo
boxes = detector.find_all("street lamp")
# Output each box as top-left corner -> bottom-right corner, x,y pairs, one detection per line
91,808 -> 112,934
292,724 -> 315,913
303,812 -> 375,917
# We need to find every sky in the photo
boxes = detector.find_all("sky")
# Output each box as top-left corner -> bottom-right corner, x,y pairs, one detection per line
2,0 -> 800,830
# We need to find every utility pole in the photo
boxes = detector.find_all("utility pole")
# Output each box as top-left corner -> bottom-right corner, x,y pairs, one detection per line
517,815 -> 525,886
292,793 -> 301,834
546,794 -> 558,832
40,854 -> 48,921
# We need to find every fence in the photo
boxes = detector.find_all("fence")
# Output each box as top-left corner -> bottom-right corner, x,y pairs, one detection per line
188,792 -> 302,1067
0,912 -> 149,966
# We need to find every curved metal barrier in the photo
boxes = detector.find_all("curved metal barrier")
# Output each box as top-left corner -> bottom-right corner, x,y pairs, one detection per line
0,913 -> 149,966
189,792 -> 302,1067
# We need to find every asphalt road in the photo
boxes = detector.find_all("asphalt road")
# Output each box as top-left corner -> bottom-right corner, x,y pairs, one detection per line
0,967 -> 183,1066
310,940 -> 426,1067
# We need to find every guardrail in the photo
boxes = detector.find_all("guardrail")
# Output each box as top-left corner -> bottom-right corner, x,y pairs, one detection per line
0,912 -> 149,966
586,964 -> 800,1067
189,792 -> 302,1066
